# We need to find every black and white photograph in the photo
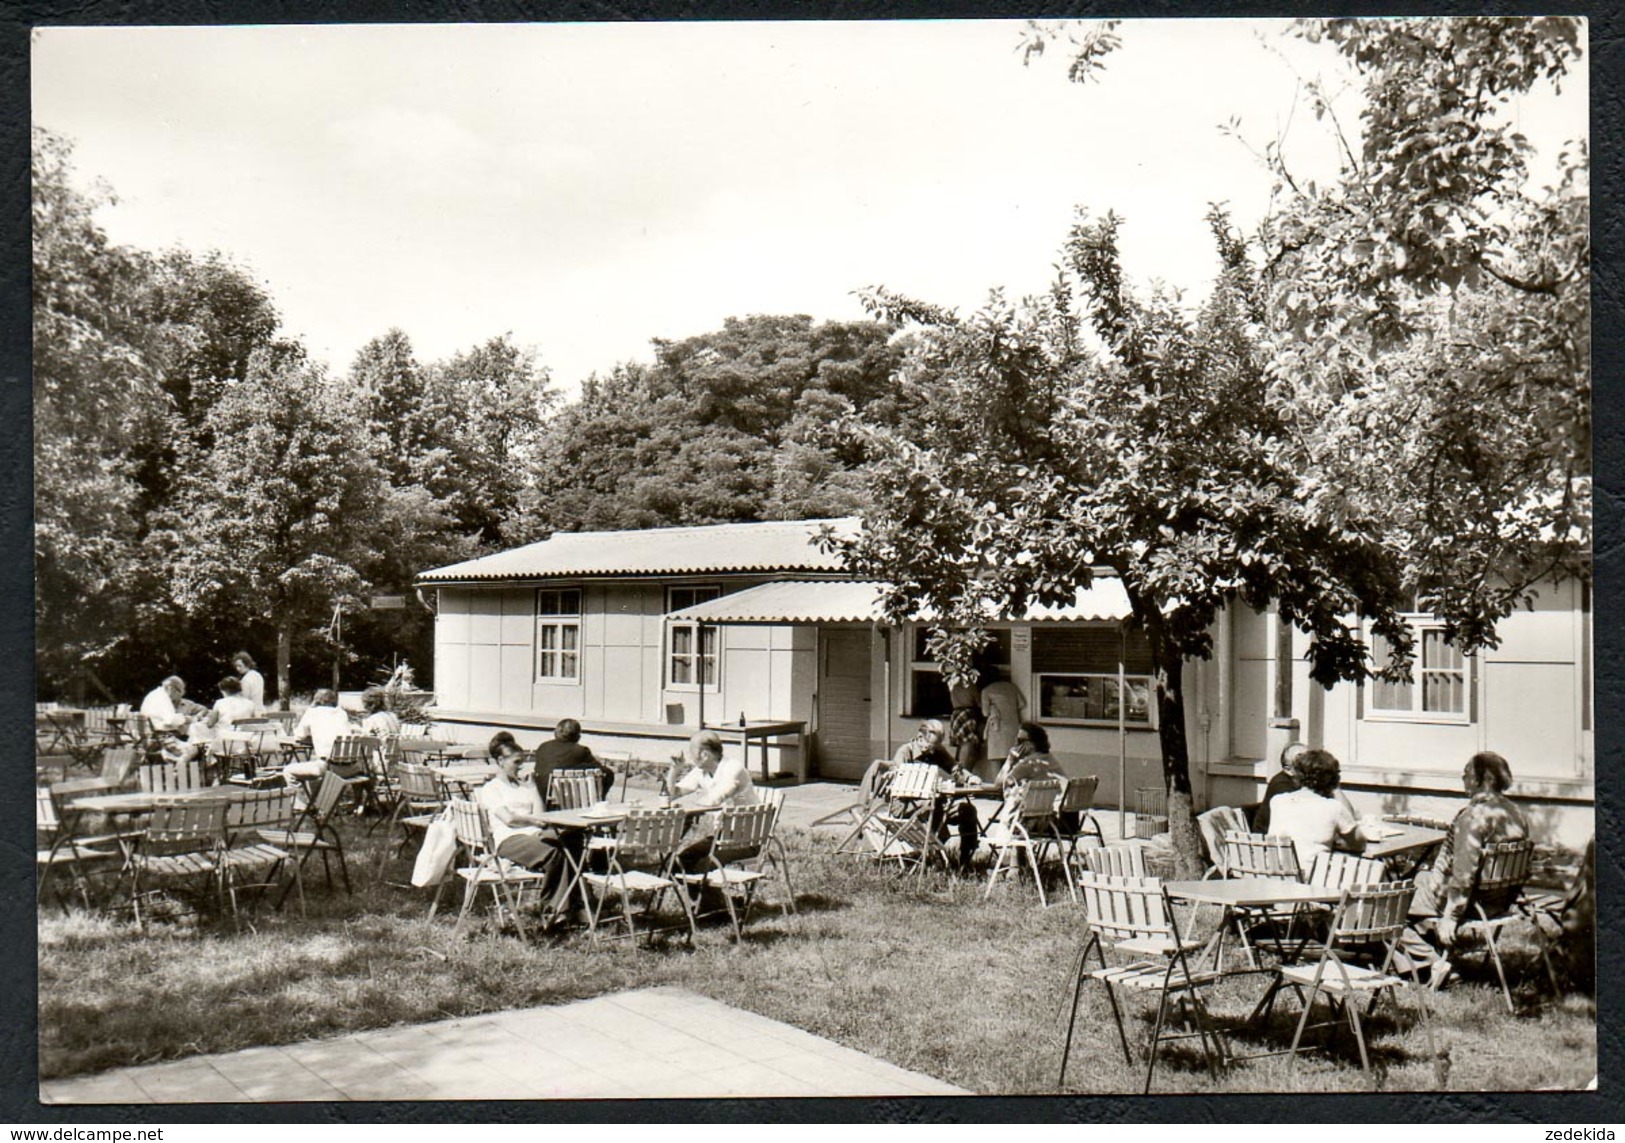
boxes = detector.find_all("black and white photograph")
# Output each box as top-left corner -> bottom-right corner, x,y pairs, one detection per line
29,15 -> 1595,1105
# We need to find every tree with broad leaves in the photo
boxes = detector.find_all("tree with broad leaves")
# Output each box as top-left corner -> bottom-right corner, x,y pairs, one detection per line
1259,17 -> 1590,656
835,209 -> 1413,875
33,126 -> 162,685
155,352 -> 456,708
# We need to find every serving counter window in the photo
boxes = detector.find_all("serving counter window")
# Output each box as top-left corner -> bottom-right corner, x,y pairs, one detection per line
1031,625 -> 1155,727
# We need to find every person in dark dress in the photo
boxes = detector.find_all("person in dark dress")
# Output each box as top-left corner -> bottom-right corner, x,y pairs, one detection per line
532,718 -> 615,803
1251,741 -> 1307,833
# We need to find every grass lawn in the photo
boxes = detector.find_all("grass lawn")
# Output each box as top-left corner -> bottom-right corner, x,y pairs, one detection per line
38,809 -> 1595,1095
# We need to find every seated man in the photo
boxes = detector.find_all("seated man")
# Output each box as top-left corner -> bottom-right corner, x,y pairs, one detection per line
209,676 -> 257,732
283,688 -> 355,785
1251,741 -> 1307,834
1398,751 -> 1529,987
532,718 -> 615,804
140,676 -> 197,734
668,730 -> 757,870
891,718 -> 981,871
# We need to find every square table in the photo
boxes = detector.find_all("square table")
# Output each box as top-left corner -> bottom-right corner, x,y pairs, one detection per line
1362,822 -> 1449,878
1164,878 -> 1347,973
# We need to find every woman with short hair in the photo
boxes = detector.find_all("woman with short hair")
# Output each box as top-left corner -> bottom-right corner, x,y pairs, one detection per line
1263,748 -> 1367,866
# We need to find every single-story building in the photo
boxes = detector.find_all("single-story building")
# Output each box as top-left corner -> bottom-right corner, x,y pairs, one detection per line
416,517 -> 1593,848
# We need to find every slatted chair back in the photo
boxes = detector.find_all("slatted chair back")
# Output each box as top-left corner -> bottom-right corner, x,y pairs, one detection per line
1470,839 -> 1534,917
888,762 -> 942,802
713,802 -> 776,863
138,756 -> 205,793
1077,872 -> 1174,947
757,786 -> 787,824
1197,806 -> 1250,872
226,788 -> 297,836
100,747 -> 139,786
447,799 -> 494,856
328,735 -> 379,773
861,760 -> 896,803
1324,882 -> 1414,948
549,771 -> 601,810
1306,850 -> 1388,891
396,762 -> 445,806
1221,831 -> 1303,880
36,786 -> 60,836
143,799 -> 228,857
308,769 -> 351,824
1083,844 -> 1149,879
1057,775 -> 1099,816
615,807 -> 687,868
1016,778 -> 1063,824
124,714 -> 152,746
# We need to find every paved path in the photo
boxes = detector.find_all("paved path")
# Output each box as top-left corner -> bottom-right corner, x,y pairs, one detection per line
42,987 -> 966,1103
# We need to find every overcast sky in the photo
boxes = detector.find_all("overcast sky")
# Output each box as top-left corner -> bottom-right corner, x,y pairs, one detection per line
32,19 -> 1586,395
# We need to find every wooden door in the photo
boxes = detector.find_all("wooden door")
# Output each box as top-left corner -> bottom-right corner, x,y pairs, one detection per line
817,628 -> 874,781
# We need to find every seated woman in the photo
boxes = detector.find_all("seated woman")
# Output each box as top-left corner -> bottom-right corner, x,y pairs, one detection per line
1264,748 -> 1367,867
1396,751 -> 1530,988
359,687 -> 401,739
474,736 -> 571,913
988,722 -> 1078,836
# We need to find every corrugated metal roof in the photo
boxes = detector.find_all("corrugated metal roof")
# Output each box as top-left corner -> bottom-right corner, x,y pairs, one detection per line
668,578 -> 1133,624
417,517 -> 860,583
669,580 -> 890,624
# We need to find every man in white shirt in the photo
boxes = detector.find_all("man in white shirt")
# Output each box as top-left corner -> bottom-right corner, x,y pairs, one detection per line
139,676 -> 191,733
283,688 -> 354,785
669,730 -> 757,809
232,651 -> 267,714
668,730 -> 757,873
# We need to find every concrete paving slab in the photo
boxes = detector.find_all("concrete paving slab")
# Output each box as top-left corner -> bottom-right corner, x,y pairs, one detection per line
42,987 -> 968,1103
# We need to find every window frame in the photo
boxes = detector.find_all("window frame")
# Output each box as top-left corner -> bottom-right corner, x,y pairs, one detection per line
535,587 -> 583,684
1033,670 -> 1158,729
666,585 -> 722,693
1364,614 -> 1474,726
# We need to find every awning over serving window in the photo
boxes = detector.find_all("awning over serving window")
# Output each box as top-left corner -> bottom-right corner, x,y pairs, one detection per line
665,578 -> 1134,625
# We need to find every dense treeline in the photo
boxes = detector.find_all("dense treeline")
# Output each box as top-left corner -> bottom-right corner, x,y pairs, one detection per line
32,127 -> 903,703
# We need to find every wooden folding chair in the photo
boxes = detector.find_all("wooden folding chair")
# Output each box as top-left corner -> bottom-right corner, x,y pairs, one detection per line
827,760 -> 896,855
674,802 -> 778,941
1255,882 -> 1434,1082
757,787 -> 798,915
380,762 -> 447,875
120,799 -> 229,929
578,807 -> 696,946
443,799 -> 556,941
259,770 -> 353,899
867,762 -> 950,876
327,736 -> 383,815
138,755 -> 206,794
1051,775 -> 1106,869
1455,838 -> 1536,1013
221,787 -> 306,919
1197,806 -> 1251,878
1221,831 -> 1304,881
1059,873 -> 1226,1093
1306,851 -> 1388,891
36,786 -> 121,911
984,779 -> 1069,906
1082,844 -> 1149,878
548,771 -> 602,811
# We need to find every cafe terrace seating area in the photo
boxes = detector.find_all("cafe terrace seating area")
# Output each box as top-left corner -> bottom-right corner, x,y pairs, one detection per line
35,700 -> 1592,1094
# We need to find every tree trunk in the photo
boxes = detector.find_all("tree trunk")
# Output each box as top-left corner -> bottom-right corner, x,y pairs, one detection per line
1147,616 -> 1205,878
276,625 -> 292,712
